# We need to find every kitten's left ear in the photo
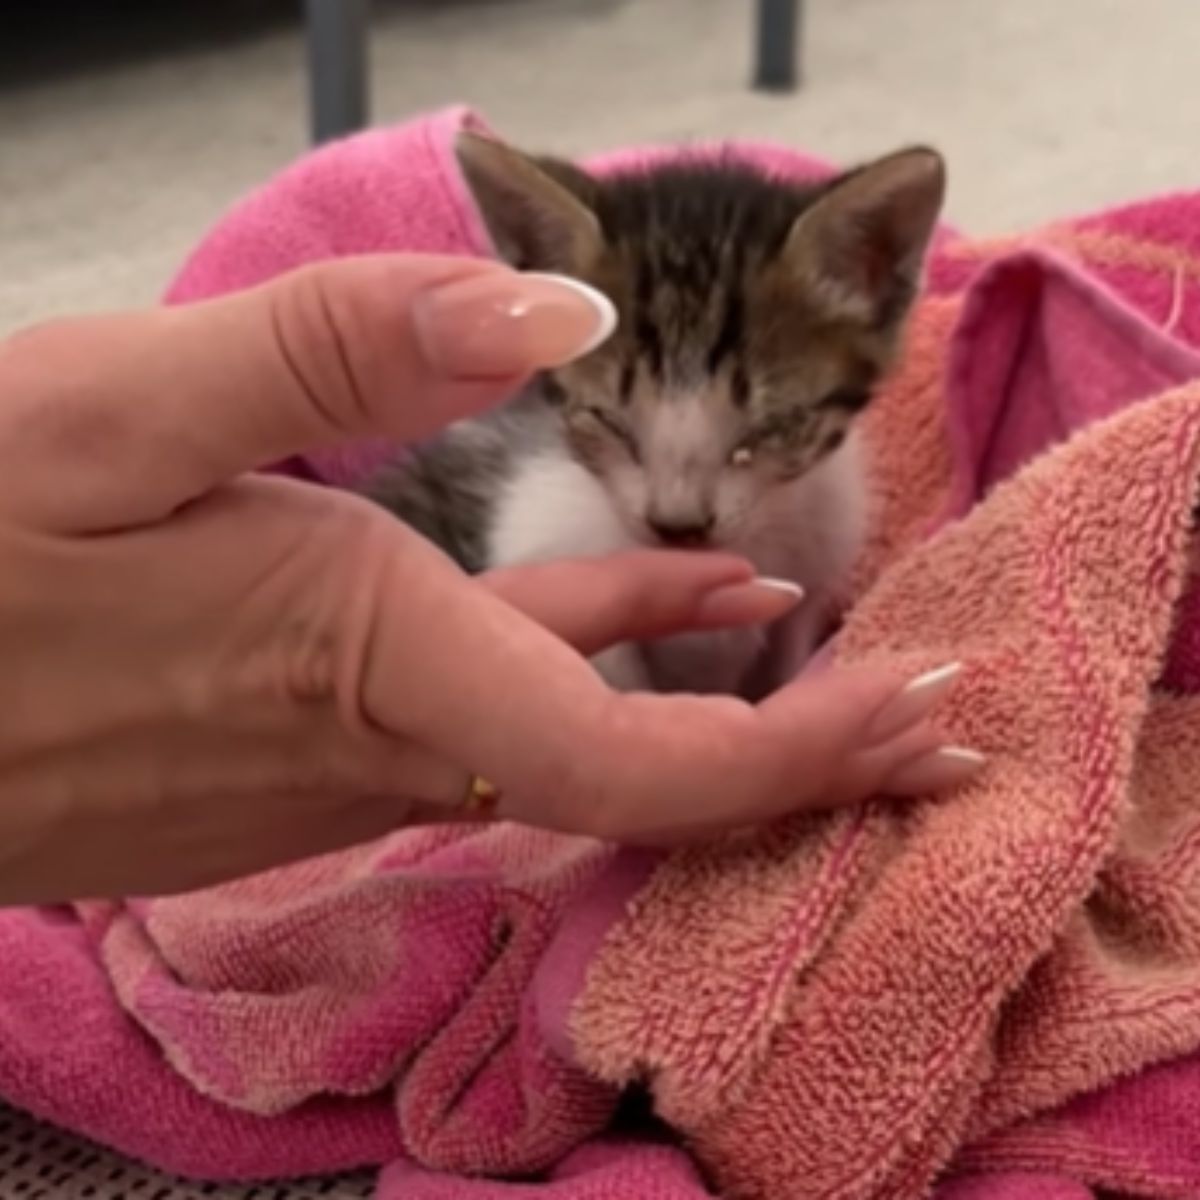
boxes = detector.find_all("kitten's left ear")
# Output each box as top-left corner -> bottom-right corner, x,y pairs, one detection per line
456,131 -> 604,275
783,146 -> 945,325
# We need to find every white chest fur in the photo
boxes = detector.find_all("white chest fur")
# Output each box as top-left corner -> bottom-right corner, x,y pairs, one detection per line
485,435 -> 870,693
488,453 -> 637,565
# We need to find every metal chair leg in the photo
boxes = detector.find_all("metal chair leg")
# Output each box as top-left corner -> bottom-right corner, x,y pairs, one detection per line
753,0 -> 802,92
305,0 -> 370,144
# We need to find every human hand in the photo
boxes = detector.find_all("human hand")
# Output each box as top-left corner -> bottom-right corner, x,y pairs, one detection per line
0,255 -> 981,903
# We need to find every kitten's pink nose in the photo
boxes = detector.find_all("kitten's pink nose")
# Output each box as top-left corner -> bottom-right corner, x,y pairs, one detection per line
647,515 -> 716,548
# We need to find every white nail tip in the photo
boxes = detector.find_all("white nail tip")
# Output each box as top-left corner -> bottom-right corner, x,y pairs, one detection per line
523,272 -> 619,357
936,746 -> 987,766
902,661 -> 963,696
755,577 -> 805,600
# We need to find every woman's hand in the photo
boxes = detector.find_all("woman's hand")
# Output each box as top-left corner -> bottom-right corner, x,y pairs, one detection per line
0,255 -> 980,903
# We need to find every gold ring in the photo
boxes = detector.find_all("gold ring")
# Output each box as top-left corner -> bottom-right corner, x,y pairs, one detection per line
462,776 -> 500,819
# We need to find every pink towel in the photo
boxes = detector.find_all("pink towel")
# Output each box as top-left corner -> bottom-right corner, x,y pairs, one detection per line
2,107 -> 1200,1200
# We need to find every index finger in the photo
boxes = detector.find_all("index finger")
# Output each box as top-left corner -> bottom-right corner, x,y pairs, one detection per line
480,551 -> 803,656
0,256 -> 613,533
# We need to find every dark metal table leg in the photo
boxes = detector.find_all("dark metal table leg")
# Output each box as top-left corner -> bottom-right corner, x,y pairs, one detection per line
306,0 -> 370,144
753,0 -> 802,92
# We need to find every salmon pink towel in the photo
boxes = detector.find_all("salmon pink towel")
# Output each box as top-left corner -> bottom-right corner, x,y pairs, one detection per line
2,108 -> 1200,1200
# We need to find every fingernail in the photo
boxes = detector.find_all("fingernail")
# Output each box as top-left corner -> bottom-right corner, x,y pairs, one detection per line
889,745 -> 987,793
754,576 -> 805,601
414,270 -> 617,378
863,662 -> 962,746
695,577 -> 804,626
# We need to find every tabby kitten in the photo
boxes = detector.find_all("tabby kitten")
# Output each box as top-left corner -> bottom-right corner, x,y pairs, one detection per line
363,132 -> 945,696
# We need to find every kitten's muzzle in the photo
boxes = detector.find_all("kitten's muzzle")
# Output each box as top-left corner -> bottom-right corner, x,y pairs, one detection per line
647,515 -> 716,548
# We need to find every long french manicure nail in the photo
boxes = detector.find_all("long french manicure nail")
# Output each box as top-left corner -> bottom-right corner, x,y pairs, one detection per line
754,576 -> 805,601
863,662 -> 963,746
414,270 -> 617,378
889,746 -> 987,794
695,578 -> 804,626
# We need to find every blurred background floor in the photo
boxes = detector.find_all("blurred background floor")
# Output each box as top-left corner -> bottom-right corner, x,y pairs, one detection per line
2,0 -> 1198,330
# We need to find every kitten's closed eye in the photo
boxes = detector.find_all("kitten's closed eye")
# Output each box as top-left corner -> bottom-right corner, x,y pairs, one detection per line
572,405 -> 640,461
735,413 -> 813,457
725,406 -> 853,478
817,386 -> 873,414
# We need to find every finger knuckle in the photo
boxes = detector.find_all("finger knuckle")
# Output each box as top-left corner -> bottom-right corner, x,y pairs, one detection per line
538,746 -> 620,840
269,265 -> 375,437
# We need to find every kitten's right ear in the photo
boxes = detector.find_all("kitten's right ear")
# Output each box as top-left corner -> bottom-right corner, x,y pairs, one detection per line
783,146 -> 945,326
455,132 -> 604,274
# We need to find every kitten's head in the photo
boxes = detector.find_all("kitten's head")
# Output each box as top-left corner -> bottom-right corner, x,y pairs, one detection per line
456,133 -> 945,549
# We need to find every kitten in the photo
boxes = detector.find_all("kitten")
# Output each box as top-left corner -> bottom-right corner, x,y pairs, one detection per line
362,132 -> 945,696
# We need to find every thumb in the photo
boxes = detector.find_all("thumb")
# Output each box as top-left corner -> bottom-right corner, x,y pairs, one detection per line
0,255 -> 615,533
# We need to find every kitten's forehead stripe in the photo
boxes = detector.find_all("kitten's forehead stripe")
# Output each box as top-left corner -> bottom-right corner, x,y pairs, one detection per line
730,363 -> 751,408
636,315 -> 665,378
706,287 -> 744,374
619,359 -> 636,403
633,260 -> 665,378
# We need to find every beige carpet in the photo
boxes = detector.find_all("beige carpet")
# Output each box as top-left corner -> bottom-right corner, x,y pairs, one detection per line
3,0 -> 1200,332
